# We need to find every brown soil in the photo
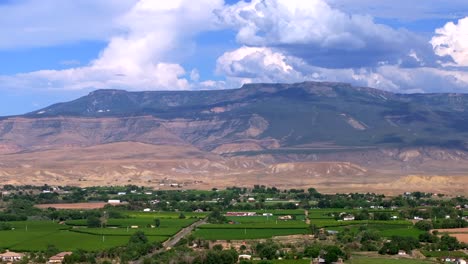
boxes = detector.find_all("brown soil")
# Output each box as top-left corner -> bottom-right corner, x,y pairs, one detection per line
450,233 -> 468,243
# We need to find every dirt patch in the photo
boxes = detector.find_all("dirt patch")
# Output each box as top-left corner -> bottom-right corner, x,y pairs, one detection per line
450,233 -> 468,243
433,228 -> 468,243
433,228 -> 468,233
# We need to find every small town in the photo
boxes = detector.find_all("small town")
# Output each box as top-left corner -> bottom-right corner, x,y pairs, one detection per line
0,185 -> 466,263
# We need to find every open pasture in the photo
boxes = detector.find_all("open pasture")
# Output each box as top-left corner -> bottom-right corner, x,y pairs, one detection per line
193,228 -> 309,240
0,212 -> 200,251
347,257 -> 437,264
0,221 -> 166,251
193,211 -> 309,240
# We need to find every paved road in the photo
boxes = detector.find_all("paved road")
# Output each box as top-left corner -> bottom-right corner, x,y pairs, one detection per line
130,217 -> 207,264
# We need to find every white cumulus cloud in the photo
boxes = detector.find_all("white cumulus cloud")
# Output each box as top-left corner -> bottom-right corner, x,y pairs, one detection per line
216,0 -> 434,68
0,0 -> 224,91
431,17 -> 468,66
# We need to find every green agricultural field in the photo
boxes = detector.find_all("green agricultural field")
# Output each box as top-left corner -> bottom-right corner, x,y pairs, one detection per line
378,226 -> 424,238
126,211 -> 208,219
421,250 -> 467,258
201,222 -> 307,229
309,219 -> 412,228
347,257 -> 437,264
308,209 -> 397,220
0,216 -> 197,252
71,226 -> 180,237
66,217 -> 197,228
252,259 -> 311,263
325,222 -> 422,239
0,221 -> 166,251
193,228 -> 309,240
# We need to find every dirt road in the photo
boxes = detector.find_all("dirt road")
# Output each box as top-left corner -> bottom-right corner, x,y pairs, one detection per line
130,218 -> 207,264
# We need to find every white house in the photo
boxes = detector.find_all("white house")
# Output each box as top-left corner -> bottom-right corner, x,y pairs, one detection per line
343,215 -> 355,221
238,254 -> 252,260
108,199 -> 121,204
143,208 -> 151,212
0,251 -> 24,262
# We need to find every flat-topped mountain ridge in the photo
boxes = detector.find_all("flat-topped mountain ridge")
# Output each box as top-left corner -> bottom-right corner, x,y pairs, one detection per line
1,81 -> 467,194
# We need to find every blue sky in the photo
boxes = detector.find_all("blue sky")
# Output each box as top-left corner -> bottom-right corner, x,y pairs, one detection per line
1,0 -> 468,115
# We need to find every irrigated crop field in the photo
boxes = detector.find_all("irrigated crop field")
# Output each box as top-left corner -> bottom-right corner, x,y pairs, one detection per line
347,257 -> 437,264
0,211 -> 207,251
194,210 -> 309,240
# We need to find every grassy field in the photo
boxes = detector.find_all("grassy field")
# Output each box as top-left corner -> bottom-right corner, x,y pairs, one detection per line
309,219 -> 412,228
193,211 -> 310,240
65,216 -> 198,227
421,250 -> 467,258
308,209 -> 397,219
252,260 -> 310,264
193,228 -> 309,240
0,221 -> 158,251
126,211 -> 208,219
347,257 -> 437,264
0,212 -> 201,252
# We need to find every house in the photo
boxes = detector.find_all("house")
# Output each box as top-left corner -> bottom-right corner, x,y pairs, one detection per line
456,259 -> 466,264
117,192 -> 126,196
108,199 -> 121,204
262,213 -> 273,216
278,215 -> 293,220
238,254 -> 252,260
398,250 -> 407,256
225,212 -> 256,216
343,215 -> 355,221
247,197 -> 256,203
311,257 -> 325,263
193,209 -> 204,213
0,251 -> 25,262
143,208 -> 151,212
48,252 -> 72,263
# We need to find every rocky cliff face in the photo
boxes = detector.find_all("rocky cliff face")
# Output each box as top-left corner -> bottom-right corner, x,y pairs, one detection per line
1,81 -> 468,194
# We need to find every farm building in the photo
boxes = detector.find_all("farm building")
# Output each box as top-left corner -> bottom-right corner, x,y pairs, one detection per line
278,215 -> 293,220
343,215 -> 355,221
225,212 -> 256,216
0,251 -> 24,262
48,252 -> 72,263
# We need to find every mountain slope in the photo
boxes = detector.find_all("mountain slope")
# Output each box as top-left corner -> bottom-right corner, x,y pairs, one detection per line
1,81 -> 468,193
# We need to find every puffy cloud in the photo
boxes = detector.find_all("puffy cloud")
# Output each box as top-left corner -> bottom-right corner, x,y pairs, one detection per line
216,0 -> 437,68
431,17 -> 468,66
0,0 -> 224,91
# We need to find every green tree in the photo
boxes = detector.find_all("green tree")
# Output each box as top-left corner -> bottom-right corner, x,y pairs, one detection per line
154,218 -> 161,228
415,220 -> 433,231
87,216 -> 101,228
